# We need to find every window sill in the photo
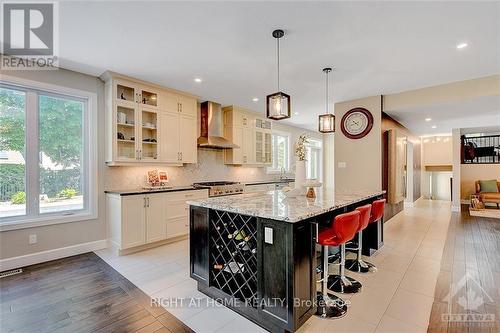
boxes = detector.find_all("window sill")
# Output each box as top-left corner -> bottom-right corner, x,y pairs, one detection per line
0,212 -> 97,232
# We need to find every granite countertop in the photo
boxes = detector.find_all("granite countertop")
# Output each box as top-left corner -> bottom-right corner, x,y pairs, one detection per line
187,189 -> 385,223
244,179 -> 295,186
105,186 -> 205,196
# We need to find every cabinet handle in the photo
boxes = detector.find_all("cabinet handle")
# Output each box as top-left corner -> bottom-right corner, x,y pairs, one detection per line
147,197 -> 150,207
143,197 -> 146,208
180,152 -> 183,161
179,103 -> 182,113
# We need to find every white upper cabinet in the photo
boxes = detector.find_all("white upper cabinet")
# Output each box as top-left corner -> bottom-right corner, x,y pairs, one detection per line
102,71 -> 198,165
223,106 -> 271,166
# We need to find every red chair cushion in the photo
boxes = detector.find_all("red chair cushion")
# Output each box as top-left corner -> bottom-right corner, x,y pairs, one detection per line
369,199 -> 386,223
355,204 -> 372,232
318,210 -> 360,246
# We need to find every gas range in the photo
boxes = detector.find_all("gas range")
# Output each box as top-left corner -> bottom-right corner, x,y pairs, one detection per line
192,181 -> 245,197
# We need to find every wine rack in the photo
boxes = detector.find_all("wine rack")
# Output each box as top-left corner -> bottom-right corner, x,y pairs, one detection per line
209,210 -> 257,306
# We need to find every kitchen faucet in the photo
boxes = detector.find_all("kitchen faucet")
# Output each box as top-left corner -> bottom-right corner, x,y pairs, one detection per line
279,167 -> 286,180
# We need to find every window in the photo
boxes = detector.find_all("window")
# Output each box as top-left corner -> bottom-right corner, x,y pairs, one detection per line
306,139 -> 322,180
268,131 -> 290,173
0,80 -> 96,229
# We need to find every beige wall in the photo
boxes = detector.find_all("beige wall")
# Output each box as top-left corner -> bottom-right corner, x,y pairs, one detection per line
0,68 -> 106,260
460,164 -> 500,200
422,136 -> 453,166
421,135 -> 453,199
334,96 -> 382,192
384,75 -> 500,110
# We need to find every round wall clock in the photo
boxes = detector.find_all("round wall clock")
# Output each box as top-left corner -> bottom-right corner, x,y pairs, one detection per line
341,107 -> 374,139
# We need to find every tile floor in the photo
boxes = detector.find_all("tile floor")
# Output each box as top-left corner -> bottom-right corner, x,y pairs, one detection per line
95,199 -> 452,333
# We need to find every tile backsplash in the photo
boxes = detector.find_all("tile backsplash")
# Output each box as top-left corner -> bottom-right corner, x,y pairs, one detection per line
105,148 -> 296,190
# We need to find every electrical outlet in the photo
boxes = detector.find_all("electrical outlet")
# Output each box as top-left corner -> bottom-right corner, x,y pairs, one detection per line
338,162 -> 347,168
29,234 -> 37,244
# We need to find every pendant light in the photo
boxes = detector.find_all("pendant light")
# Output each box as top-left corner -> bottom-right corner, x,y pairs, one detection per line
266,29 -> 291,120
318,67 -> 335,133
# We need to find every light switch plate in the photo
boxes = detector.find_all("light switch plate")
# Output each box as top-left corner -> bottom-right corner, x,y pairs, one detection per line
264,227 -> 273,244
338,162 -> 347,168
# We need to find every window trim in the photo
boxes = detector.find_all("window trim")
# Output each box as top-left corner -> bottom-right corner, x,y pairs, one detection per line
267,130 -> 291,174
306,138 -> 323,181
0,74 -> 98,232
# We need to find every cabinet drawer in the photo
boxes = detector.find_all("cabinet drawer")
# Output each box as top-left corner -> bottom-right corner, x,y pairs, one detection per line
166,190 -> 208,202
166,201 -> 189,220
167,217 -> 188,238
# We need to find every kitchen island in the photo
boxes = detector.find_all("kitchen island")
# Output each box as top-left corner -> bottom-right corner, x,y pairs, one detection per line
188,189 -> 384,332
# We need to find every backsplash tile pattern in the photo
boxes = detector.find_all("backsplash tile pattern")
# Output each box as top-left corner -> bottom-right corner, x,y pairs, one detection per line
105,148 -> 295,190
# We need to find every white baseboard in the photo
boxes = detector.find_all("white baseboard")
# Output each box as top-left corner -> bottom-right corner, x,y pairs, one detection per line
0,239 -> 108,272
451,205 -> 461,212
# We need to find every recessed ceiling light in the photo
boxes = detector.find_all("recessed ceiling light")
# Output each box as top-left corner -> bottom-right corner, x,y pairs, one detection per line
456,42 -> 468,49
425,118 -> 432,122
431,125 -> 437,129
194,78 -> 202,83
252,97 -> 259,102
294,112 -> 299,115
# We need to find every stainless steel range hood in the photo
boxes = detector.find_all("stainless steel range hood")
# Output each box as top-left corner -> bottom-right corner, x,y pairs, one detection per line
198,101 -> 239,149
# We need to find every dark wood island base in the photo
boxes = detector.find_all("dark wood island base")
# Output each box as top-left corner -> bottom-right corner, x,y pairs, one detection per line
189,191 -> 384,332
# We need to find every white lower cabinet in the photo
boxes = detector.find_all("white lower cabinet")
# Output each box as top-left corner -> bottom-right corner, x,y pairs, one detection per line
106,189 -> 208,251
120,195 -> 147,249
145,193 -> 167,243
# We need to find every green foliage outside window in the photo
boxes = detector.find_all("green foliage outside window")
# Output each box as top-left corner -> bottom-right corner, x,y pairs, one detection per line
11,191 -> 26,204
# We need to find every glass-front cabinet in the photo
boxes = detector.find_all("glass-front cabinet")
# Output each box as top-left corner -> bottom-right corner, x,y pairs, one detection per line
103,72 -> 197,165
255,118 -> 272,165
140,108 -> 158,161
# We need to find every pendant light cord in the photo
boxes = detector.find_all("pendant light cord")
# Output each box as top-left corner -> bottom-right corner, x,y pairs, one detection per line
325,70 -> 329,114
277,37 -> 280,91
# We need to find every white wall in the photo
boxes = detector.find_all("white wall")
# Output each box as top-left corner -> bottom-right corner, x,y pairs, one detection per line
452,129 -> 462,210
0,68 -> 106,260
323,134 -> 335,190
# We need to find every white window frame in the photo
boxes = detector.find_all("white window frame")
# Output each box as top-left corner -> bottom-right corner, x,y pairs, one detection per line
267,130 -> 291,174
0,74 -> 98,231
306,138 -> 323,181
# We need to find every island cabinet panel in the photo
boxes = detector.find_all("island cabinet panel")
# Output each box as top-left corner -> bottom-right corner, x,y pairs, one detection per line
257,219 -> 289,326
190,206 -> 209,284
257,218 -> 316,332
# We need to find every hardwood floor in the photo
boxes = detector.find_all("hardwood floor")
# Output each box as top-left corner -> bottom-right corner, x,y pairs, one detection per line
428,206 -> 500,333
0,252 -> 193,333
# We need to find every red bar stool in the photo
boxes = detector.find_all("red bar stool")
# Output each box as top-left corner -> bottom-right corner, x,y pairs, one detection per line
346,199 -> 385,273
326,208 -> 364,293
316,210 -> 360,318
345,204 -> 376,273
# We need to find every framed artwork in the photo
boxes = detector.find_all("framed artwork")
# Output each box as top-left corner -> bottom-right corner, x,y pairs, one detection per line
147,169 -> 159,186
159,171 -> 169,184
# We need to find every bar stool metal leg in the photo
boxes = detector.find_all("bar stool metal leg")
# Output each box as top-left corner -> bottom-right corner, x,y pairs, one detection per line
327,244 -> 362,293
315,245 -> 348,318
345,231 -> 377,273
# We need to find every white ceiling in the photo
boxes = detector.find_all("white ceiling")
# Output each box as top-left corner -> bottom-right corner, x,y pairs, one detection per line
53,1 -> 500,132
